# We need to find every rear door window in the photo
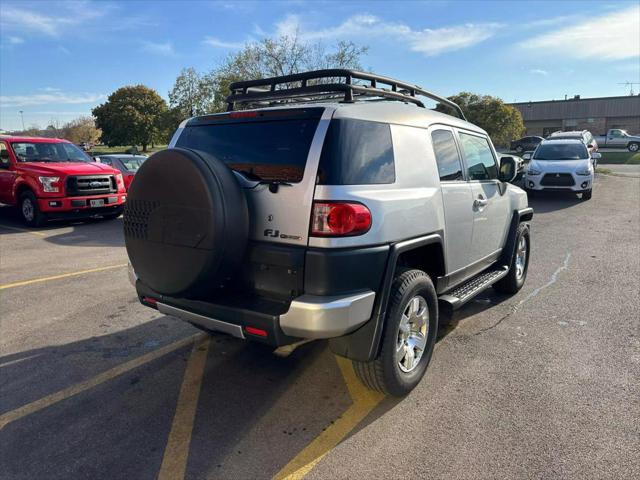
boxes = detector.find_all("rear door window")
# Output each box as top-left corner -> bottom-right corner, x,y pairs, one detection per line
318,119 -> 395,185
176,111 -> 321,183
431,129 -> 463,181
458,132 -> 498,180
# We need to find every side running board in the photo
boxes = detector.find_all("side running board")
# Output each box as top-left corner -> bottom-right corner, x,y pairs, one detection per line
438,266 -> 509,310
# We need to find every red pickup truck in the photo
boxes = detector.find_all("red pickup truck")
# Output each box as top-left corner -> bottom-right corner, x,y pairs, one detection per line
0,136 -> 127,226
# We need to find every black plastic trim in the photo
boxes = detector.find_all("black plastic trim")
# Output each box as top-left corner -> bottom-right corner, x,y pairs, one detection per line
329,232 -> 443,361
304,245 -> 389,296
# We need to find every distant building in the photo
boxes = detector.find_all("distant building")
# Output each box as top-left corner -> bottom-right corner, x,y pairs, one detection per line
508,95 -> 640,137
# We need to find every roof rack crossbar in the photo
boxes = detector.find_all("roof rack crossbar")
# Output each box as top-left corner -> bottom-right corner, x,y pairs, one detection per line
226,69 -> 466,120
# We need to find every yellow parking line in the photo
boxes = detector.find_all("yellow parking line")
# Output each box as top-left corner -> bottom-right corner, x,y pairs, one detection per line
0,263 -> 127,290
158,336 -> 211,480
273,356 -> 385,480
0,333 -> 204,431
0,224 -> 46,237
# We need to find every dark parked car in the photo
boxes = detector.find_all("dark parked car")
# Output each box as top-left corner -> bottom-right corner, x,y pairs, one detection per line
95,154 -> 147,191
510,136 -> 543,154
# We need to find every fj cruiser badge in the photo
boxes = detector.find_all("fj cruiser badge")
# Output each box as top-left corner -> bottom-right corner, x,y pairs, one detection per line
264,229 -> 301,240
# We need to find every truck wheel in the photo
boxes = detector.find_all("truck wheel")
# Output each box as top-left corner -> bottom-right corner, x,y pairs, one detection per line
19,191 -> 46,227
494,223 -> 530,294
353,269 -> 438,396
628,142 -> 639,152
582,189 -> 592,200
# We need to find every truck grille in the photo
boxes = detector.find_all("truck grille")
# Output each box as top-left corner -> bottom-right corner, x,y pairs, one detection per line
66,175 -> 116,196
540,173 -> 575,187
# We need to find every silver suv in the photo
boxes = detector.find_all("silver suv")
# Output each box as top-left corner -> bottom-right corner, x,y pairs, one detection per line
124,70 -> 533,396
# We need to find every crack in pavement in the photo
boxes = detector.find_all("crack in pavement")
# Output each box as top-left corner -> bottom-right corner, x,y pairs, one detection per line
473,252 -> 572,336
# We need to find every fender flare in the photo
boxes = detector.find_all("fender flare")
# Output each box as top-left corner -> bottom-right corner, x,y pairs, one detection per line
499,207 -> 534,267
329,232 -> 444,362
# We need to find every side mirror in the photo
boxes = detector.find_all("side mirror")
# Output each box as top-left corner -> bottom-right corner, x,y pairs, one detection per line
522,152 -> 531,161
499,156 -> 517,183
591,152 -> 602,160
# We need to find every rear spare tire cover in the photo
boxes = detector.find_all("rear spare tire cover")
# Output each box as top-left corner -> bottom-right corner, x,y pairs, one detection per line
124,148 -> 248,297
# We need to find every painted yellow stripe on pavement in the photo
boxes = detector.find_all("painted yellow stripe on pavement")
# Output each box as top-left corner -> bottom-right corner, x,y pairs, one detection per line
0,333 -> 204,431
0,224 -> 46,237
0,263 -> 127,290
158,336 -> 211,480
273,356 -> 385,480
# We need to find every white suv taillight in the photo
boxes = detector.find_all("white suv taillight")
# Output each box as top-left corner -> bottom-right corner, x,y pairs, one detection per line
311,201 -> 372,236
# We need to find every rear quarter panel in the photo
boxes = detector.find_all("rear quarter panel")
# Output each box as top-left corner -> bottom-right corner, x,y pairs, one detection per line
309,124 -> 445,248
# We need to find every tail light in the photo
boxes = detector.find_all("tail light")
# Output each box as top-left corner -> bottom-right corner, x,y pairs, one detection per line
311,201 -> 372,236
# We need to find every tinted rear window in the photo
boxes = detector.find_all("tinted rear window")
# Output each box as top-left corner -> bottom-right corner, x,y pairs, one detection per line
318,119 -> 395,185
175,118 -> 320,183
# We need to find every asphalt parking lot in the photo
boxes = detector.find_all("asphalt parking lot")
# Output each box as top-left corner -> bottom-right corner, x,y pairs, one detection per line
1,173 -> 639,480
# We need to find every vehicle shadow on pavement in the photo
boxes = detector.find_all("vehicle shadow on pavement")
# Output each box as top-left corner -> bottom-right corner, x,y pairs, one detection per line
0,205 -> 125,247
42,217 -> 125,247
0,317 -> 351,480
526,192 -> 584,213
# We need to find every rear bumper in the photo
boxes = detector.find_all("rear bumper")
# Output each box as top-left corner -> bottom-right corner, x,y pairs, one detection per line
37,194 -> 127,213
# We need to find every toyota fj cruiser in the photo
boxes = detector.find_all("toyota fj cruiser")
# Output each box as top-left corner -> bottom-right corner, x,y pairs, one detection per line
125,70 -> 533,396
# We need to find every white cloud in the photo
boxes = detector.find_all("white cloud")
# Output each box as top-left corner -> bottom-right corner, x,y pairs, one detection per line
8,36 -> 24,44
0,92 -> 106,107
530,69 -> 549,76
0,3 -> 108,38
140,41 -> 176,56
273,14 -> 502,56
203,36 -> 245,49
520,5 -> 640,60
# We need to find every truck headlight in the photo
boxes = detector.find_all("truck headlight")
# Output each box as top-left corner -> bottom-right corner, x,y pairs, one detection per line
38,176 -> 60,192
576,168 -> 592,176
527,169 -> 541,176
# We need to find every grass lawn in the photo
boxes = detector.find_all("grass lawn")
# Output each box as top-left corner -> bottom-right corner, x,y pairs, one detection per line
598,150 -> 640,165
90,145 -> 167,156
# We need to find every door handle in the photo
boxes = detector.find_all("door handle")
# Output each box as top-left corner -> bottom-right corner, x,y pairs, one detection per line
473,196 -> 488,208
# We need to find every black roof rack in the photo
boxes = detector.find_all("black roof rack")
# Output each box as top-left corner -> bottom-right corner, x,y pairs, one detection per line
226,69 -> 466,121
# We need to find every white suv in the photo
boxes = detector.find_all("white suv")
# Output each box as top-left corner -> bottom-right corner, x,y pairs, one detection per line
524,139 -> 596,200
125,69 -> 533,396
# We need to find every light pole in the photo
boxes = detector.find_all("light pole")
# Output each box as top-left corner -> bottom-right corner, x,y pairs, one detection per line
18,110 -> 25,131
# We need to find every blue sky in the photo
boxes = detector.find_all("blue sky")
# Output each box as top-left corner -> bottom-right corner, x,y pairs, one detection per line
1,0 -> 639,131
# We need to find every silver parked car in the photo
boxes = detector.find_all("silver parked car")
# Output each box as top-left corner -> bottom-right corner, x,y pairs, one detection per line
124,70 -> 533,396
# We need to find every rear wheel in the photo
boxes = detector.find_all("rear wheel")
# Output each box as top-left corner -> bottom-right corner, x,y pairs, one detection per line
582,189 -> 592,200
628,142 -> 639,152
494,223 -> 530,294
19,191 -> 46,227
353,269 -> 438,396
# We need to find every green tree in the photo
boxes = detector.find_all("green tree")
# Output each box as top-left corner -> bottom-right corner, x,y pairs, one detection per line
60,116 -> 101,144
168,67 -> 216,117
439,92 -> 525,147
92,85 -> 167,152
204,34 -> 368,112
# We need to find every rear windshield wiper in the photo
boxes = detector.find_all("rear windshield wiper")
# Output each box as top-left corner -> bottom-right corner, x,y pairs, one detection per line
234,169 -> 292,192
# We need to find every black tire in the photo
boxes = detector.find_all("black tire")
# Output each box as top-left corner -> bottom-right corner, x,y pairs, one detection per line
582,189 -> 592,200
102,206 -> 124,220
353,269 -> 438,397
19,191 -> 46,227
628,142 -> 639,152
494,223 -> 530,294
